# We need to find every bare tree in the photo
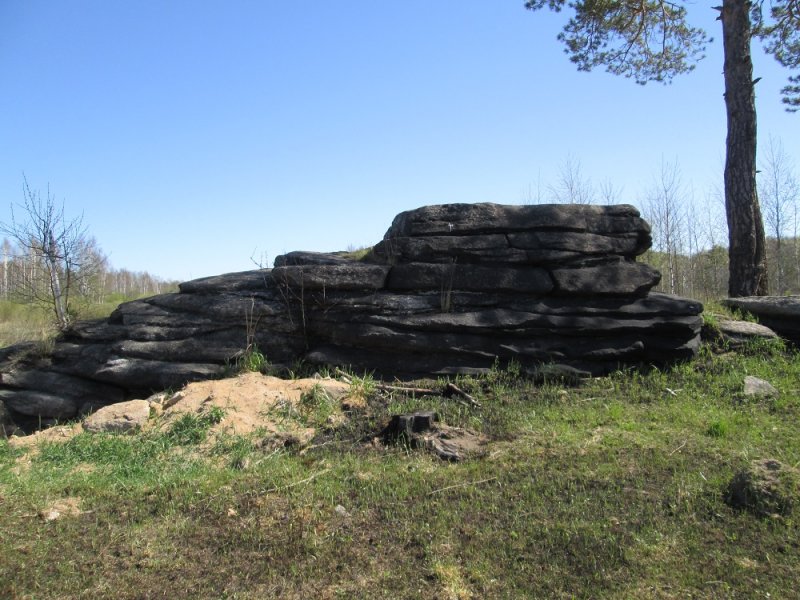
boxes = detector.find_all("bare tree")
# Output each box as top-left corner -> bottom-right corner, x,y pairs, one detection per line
643,159 -> 687,295
550,154 -> 595,205
521,170 -> 546,205
597,179 -> 624,204
758,136 -> 799,294
0,177 -> 106,330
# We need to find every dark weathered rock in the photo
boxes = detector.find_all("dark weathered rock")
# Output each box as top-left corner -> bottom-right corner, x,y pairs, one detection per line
0,389 -> 80,419
386,263 -> 553,294
385,203 -> 650,237
178,270 -> 272,294
0,202 -> 703,422
272,263 -> 390,291
722,296 -> 800,345
1,369 -> 125,405
92,358 -> 225,391
273,251 -> 356,267
550,261 -> 661,296
0,399 -> 17,437
508,230 -> 648,257
373,235 -> 532,265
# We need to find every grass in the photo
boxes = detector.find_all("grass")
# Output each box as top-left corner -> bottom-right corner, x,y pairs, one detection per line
228,344 -> 274,376
0,295 -> 169,348
1,339 -> 799,598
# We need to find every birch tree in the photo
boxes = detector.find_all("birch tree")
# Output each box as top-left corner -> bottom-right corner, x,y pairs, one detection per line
0,178 -> 105,330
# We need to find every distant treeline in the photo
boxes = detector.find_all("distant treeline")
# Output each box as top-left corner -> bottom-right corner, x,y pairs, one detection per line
642,237 -> 800,302
0,237 -> 179,306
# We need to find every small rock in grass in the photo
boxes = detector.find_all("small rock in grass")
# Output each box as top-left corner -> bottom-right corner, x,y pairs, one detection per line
743,376 -> 779,398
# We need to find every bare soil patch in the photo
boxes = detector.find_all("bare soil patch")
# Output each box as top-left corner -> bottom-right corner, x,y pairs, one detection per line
154,372 -> 352,444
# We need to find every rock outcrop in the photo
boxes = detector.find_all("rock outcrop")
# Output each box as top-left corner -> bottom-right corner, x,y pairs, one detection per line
0,202 -> 703,427
722,296 -> 800,345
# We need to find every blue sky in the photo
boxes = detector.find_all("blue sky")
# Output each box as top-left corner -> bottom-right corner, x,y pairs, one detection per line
1,1 -> 797,282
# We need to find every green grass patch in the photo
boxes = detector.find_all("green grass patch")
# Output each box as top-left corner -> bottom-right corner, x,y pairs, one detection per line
1,343 -> 799,598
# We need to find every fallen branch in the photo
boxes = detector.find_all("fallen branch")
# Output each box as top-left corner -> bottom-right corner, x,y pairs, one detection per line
669,440 -> 687,456
262,468 -> 331,494
335,369 -> 481,408
443,382 -> 482,408
376,383 -> 437,395
428,476 -> 498,495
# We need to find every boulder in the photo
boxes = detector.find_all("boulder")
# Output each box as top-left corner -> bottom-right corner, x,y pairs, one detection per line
83,399 -> 151,433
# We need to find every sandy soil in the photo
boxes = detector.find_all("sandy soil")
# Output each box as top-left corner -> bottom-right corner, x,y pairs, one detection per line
8,372 -> 354,450
154,372 -> 353,444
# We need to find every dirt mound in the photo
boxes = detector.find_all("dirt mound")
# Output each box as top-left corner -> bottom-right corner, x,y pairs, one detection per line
726,458 -> 800,517
154,372 -> 352,443
8,373 -> 355,450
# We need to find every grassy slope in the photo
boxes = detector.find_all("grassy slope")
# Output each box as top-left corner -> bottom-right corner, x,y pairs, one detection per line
1,341 -> 799,599
0,295 -> 172,348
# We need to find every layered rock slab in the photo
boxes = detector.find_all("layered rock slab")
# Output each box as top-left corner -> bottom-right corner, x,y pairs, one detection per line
0,202 -> 702,424
722,296 -> 800,345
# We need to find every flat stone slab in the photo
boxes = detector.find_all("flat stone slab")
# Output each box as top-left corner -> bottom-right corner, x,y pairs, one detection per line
273,251 -> 357,267
706,318 -> 779,349
550,261 -> 661,296
723,296 -> 800,319
723,296 -> 800,344
178,270 -> 273,294
385,203 -> 650,237
0,389 -> 79,420
272,264 -> 391,291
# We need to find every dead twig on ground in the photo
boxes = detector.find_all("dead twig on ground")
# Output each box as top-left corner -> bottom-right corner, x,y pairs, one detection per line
262,468 -> 331,494
334,368 -> 480,408
428,476 -> 498,495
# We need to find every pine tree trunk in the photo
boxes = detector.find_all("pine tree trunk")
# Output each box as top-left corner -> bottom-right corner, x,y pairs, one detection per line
721,0 -> 768,297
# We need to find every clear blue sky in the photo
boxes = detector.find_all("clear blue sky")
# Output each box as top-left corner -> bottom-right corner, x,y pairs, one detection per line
1,1 -> 797,282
